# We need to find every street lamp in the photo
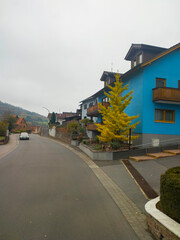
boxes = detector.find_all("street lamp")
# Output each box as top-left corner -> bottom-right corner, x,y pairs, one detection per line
43,107 -> 50,114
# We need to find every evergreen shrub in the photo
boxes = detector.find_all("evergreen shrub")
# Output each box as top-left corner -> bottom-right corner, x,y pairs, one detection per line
160,167 -> 180,223
93,144 -> 102,151
110,141 -> 121,150
82,139 -> 90,145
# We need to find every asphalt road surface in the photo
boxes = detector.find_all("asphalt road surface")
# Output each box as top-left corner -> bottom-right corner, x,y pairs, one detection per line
0,135 -> 139,240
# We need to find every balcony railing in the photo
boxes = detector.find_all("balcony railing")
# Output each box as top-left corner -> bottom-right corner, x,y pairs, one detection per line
87,123 -> 98,131
87,102 -> 110,117
153,87 -> 180,104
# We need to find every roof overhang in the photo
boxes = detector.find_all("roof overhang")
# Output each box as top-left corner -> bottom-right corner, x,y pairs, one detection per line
125,44 -> 167,61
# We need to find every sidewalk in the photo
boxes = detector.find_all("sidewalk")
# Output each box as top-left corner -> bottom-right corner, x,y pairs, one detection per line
0,134 -> 19,159
94,155 -> 180,212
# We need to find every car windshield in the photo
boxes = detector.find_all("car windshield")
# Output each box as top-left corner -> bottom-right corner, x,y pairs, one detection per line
21,133 -> 28,136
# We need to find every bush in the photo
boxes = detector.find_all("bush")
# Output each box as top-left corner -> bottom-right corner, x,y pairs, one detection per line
110,141 -> 121,150
0,122 -> 8,136
82,139 -> 90,145
79,127 -> 85,134
95,136 -> 100,144
93,144 -> 102,151
81,118 -> 91,126
160,167 -> 180,223
67,121 -> 80,134
77,133 -> 83,142
56,125 -> 66,129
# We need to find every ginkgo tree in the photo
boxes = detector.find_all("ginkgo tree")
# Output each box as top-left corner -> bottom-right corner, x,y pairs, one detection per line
96,74 -> 139,143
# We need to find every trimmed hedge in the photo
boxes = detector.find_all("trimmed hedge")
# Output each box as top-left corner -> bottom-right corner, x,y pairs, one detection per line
160,167 -> 180,223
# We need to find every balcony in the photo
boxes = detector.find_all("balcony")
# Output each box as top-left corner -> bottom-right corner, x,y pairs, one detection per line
87,102 -> 110,117
153,87 -> 180,104
87,123 -> 98,131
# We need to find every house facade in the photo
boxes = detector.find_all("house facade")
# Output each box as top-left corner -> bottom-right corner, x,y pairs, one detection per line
13,115 -> 28,132
122,43 -> 180,147
48,111 -> 81,125
81,43 -> 180,147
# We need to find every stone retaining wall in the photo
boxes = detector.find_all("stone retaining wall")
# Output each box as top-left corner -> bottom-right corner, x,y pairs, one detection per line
145,197 -> 180,240
79,143 -> 180,161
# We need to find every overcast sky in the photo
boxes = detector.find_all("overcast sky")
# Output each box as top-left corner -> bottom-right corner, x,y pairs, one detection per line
1,0 -> 180,116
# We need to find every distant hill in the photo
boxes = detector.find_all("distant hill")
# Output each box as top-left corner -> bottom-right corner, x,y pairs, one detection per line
0,101 -> 48,127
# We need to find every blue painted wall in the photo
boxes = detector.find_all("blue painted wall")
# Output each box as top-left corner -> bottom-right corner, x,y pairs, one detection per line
122,49 -> 180,135
122,71 -> 144,133
142,49 -> 180,135
97,92 -> 106,123
94,48 -> 180,135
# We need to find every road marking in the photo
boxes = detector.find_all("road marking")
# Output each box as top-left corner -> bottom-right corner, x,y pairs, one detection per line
46,137 -> 153,240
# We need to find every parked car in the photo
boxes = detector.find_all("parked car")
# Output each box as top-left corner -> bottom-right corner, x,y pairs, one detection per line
19,132 -> 29,140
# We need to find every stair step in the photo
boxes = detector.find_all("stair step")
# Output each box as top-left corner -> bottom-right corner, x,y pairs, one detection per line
163,149 -> 180,155
129,155 -> 155,161
147,152 -> 174,158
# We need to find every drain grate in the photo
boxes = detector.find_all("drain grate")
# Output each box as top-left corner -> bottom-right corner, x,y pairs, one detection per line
122,159 -> 158,199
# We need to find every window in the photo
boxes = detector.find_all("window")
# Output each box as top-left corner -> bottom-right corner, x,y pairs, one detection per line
84,104 -> 87,110
136,54 -> 142,64
156,78 -> 166,88
134,60 -> 136,67
102,97 -> 109,103
89,102 -> 93,107
139,53 -> 143,64
155,109 -> 175,123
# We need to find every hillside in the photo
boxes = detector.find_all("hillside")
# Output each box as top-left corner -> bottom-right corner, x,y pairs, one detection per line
0,101 -> 48,127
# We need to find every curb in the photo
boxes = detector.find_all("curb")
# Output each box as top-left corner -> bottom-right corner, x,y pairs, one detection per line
0,135 -> 19,160
145,197 -> 180,240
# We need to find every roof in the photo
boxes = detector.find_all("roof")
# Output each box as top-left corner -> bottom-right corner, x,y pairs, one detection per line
80,71 -> 121,103
124,43 -> 167,61
16,117 -> 26,125
100,71 -> 122,81
81,42 -> 180,104
141,42 -> 180,67
122,42 -> 180,79
48,112 -> 78,120
58,113 -> 77,119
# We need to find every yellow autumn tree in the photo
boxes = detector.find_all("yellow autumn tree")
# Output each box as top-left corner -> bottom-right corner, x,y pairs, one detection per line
96,74 -> 139,143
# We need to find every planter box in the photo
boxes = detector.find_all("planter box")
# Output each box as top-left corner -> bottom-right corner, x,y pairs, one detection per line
79,143 -> 113,160
145,197 -> 180,240
79,143 -> 180,161
71,140 -> 79,147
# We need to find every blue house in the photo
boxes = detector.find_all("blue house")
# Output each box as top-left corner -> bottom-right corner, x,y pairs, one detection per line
81,43 -> 180,147
122,43 -> 180,147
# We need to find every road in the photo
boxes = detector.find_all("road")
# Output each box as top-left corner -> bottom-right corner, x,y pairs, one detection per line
0,134 -> 139,240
